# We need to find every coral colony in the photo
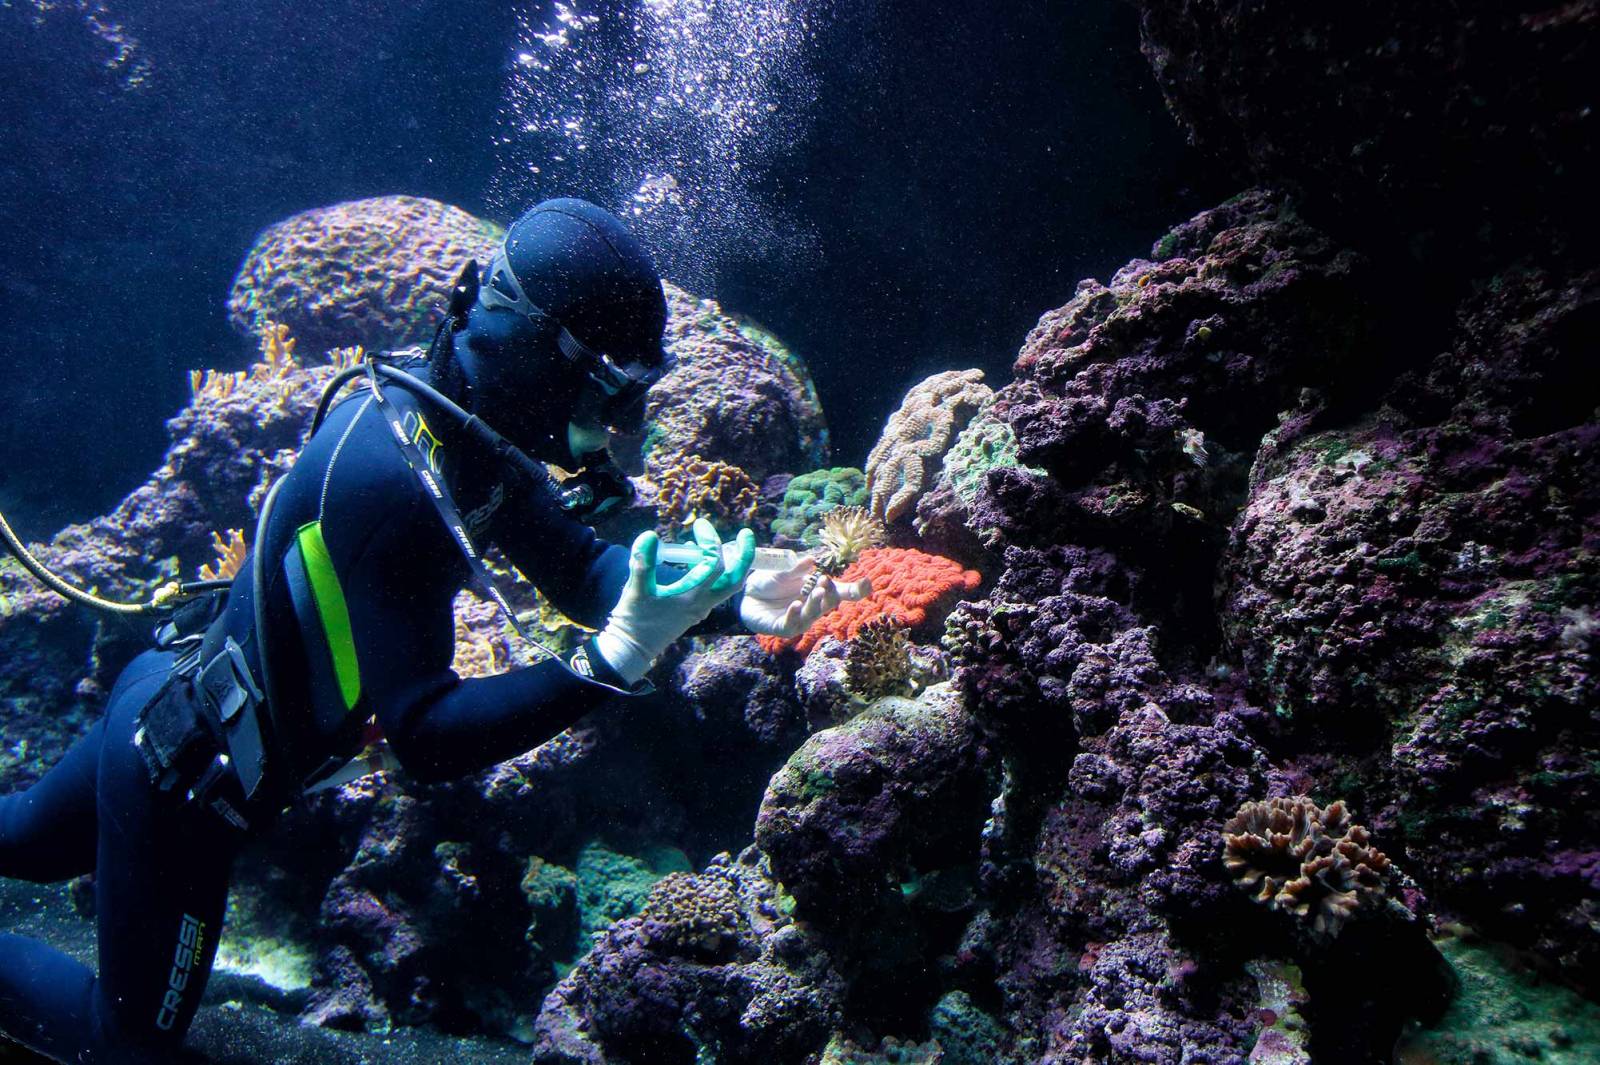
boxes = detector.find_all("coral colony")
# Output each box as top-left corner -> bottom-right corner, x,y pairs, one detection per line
4,6 -> 1599,1061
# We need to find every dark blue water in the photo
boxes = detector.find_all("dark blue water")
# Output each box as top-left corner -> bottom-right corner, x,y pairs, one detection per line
0,0 -> 1215,533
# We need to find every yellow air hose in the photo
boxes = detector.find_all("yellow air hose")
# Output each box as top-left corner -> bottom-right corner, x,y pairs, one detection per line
0,506 -> 220,616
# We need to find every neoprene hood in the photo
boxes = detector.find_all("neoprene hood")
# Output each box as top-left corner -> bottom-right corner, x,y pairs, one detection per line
448,198 -> 668,466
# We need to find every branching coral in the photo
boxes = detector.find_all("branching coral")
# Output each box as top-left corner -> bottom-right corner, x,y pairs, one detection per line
652,455 -> 761,532
198,528 -> 247,582
842,617 -> 915,703
759,547 -> 981,656
189,320 -> 304,405
865,369 -> 992,524
813,505 -> 885,575
1222,796 -> 1391,939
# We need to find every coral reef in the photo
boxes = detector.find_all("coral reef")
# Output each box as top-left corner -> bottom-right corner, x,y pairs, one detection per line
227,196 -> 504,354
1222,797 -> 1391,940
1219,263 -> 1600,982
629,284 -> 829,483
770,467 -> 869,548
647,453 -> 761,533
530,848 -> 847,1064
758,547 -> 982,657
866,369 -> 992,526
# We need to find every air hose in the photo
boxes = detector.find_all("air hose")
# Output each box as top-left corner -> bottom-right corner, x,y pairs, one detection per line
0,506 -> 233,616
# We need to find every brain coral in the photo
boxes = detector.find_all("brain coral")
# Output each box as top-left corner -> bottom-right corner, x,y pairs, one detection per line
770,467 -> 869,547
649,454 -> 761,532
865,369 -> 992,525
631,284 -> 828,482
228,195 -> 504,355
1222,796 -> 1391,940
759,547 -> 981,657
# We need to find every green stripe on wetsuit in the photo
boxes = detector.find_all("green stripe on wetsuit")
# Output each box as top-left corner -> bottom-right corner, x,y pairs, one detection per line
294,521 -> 361,712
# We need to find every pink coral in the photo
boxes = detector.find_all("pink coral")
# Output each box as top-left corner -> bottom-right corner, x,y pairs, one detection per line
759,547 -> 981,656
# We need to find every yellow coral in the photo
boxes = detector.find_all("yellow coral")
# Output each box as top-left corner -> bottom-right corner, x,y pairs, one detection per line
198,529 -> 248,582
327,345 -> 366,370
257,320 -> 297,376
865,369 -> 993,524
451,590 -> 504,678
653,455 -> 760,532
814,505 -> 885,574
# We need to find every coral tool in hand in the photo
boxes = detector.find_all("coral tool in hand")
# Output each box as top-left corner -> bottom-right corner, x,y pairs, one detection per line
738,553 -> 871,639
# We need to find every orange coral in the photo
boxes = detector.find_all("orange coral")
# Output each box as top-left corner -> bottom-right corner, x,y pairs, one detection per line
759,547 -> 981,656
198,528 -> 247,582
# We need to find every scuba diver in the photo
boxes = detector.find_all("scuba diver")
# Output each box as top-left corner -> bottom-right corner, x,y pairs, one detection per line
0,198 -> 863,1064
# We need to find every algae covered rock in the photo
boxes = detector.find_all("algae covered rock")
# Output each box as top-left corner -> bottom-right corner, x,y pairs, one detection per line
531,848 -> 846,1065
755,684 -> 992,919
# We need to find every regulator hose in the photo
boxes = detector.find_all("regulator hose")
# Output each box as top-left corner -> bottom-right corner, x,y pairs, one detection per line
0,506 -> 232,616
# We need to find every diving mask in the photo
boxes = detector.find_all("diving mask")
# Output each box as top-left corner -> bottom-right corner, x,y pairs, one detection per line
479,243 -> 673,431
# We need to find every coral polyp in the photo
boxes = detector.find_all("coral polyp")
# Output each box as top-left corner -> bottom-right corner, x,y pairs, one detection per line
1223,796 -> 1392,939
812,505 -> 884,575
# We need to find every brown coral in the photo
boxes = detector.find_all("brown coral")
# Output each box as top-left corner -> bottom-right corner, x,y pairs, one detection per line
652,455 -> 761,532
1222,796 -> 1391,939
842,616 -> 915,704
635,870 -> 746,959
228,196 -> 504,354
865,369 -> 993,524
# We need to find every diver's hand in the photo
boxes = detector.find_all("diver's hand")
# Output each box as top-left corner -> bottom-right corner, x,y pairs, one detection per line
594,518 -> 756,684
739,554 -> 871,639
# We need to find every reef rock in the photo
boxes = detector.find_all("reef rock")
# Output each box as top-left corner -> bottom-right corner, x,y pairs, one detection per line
755,684 -> 991,921
1221,263 -> 1600,983
630,284 -> 828,484
530,848 -> 846,1065
1130,1 -> 1600,265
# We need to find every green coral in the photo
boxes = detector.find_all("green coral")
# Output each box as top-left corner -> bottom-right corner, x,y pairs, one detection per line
1395,933 -> 1600,1064
772,467 -> 869,545
938,414 -> 1037,509
820,1035 -> 942,1065
574,840 -> 691,945
521,856 -> 579,954
929,990 -> 1009,1065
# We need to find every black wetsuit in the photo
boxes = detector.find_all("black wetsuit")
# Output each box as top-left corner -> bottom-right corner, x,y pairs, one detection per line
0,378 -> 665,1063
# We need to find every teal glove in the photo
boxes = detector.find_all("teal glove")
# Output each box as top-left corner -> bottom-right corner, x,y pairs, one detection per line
594,518 -> 756,684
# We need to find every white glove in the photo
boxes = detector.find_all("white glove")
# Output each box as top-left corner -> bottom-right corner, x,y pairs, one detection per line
739,554 -> 871,639
595,518 -> 756,684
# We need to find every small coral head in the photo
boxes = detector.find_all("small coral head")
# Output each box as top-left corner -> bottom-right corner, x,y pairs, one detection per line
814,505 -> 885,573
1222,796 -> 1390,940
